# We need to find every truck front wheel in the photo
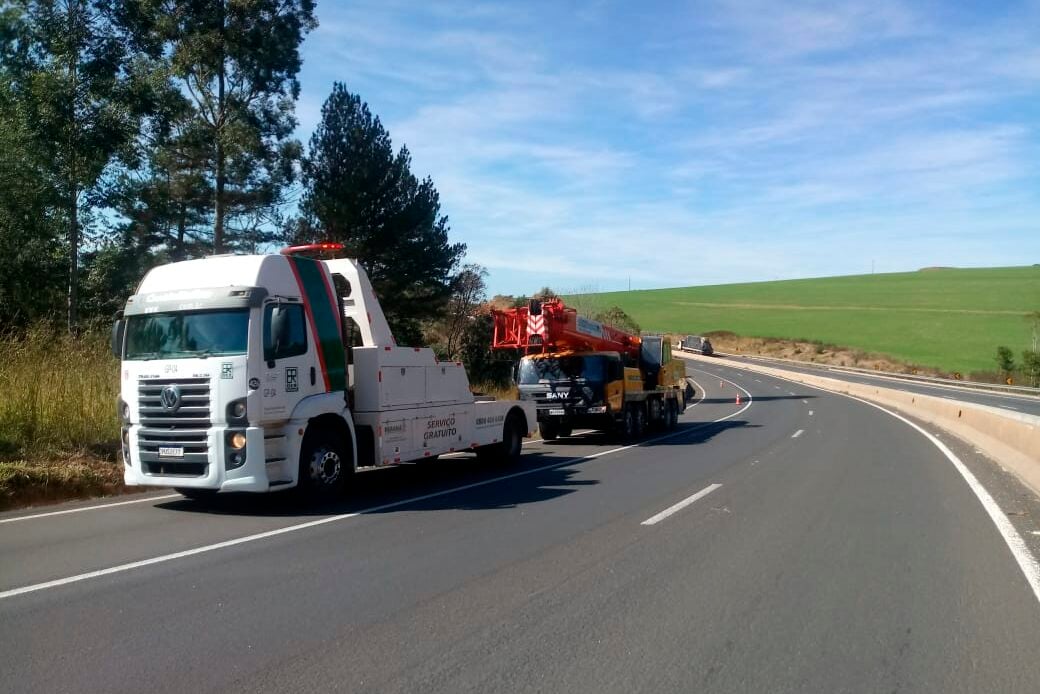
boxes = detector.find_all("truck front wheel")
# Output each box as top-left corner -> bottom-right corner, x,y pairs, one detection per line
539,420 -> 559,441
298,428 -> 348,500
616,406 -> 635,442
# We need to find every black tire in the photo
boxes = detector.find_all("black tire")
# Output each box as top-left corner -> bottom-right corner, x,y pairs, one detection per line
670,399 -> 680,428
557,425 -> 573,438
684,383 -> 695,408
298,427 -> 349,500
478,412 -> 525,465
175,487 -> 218,501
539,420 -> 559,441
633,406 -> 646,438
502,413 -> 524,465
616,406 -> 635,442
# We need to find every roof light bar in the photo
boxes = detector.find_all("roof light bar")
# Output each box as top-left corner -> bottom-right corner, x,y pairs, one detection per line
280,242 -> 345,256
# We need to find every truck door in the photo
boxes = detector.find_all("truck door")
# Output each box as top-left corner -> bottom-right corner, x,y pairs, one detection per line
260,300 -> 320,421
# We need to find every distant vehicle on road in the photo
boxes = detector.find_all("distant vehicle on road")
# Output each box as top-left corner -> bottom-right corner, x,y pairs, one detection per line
679,335 -> 714,356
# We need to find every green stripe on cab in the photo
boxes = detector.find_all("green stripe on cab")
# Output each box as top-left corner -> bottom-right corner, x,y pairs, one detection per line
291,257 -> 347,392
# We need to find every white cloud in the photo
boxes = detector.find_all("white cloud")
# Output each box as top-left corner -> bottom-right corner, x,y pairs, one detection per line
296,0 -> 1040,294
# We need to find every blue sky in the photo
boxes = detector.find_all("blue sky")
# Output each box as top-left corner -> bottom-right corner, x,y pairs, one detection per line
295,0 -> 1040,296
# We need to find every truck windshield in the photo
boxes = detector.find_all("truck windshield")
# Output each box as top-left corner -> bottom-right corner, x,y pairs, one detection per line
518,355 -> 607,384
124,309 -> 249,360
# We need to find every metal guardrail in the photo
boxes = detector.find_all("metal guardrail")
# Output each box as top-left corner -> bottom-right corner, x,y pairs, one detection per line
692,349 -> 1040,399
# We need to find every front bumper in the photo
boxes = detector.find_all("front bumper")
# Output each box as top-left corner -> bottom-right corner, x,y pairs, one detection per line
123,426 -> 271,493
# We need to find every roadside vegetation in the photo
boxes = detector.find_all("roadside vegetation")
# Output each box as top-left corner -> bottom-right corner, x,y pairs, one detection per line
0,328 -> 122,509
583,266 -> 1040,377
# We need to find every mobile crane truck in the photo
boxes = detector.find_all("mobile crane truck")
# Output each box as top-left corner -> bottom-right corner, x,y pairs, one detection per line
491,299 -> 691,440
110,243 -> 536,500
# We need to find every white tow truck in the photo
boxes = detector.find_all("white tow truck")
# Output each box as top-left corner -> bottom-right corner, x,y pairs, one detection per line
111,243 -> 536,499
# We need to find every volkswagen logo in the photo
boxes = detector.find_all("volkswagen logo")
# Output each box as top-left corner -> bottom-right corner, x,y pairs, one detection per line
159,385 -> 182,412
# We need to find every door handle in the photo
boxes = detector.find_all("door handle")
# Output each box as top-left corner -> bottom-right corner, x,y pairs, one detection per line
310,367 -> 316,386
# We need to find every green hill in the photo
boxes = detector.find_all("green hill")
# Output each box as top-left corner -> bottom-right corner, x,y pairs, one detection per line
576,266 -> 1040,374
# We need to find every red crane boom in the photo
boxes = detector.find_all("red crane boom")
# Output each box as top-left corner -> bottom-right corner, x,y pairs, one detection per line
491,299 -> 641,358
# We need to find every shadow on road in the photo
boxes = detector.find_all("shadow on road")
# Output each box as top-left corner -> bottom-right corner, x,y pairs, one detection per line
154,419 -> 753,518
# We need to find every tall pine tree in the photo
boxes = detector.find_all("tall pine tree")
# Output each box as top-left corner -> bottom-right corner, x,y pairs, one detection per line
299,84 -> 465,345
124,0 -> 316,253
4,0 -> 145,332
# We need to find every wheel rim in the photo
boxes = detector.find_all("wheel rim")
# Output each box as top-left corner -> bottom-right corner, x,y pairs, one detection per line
309,448 -> 341,487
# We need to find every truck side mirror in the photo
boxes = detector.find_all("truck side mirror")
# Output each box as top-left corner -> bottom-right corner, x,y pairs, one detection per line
265,304 -> 291,365
110,318 -> 125,358
528,299 -> 542,316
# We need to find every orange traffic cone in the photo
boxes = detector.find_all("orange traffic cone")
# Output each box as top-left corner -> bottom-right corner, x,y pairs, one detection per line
735,393 -> 742,405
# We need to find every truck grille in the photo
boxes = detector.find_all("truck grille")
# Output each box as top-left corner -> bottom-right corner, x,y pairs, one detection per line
137,378 -> 211,477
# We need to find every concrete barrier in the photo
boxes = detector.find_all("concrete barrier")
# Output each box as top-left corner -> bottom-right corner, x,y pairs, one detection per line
679,353 -> 1040,494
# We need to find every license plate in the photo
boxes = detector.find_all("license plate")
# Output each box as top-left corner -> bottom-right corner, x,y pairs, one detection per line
158,446 -> 184,458
548,409 -> 566,416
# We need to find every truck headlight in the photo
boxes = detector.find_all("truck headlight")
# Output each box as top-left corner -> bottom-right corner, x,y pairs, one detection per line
229,431 -> 247,449
118,399 -> 130,423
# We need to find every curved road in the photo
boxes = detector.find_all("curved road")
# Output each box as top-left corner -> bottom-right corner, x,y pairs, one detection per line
2,362 -> 1040,692
729,353 -> 1040,417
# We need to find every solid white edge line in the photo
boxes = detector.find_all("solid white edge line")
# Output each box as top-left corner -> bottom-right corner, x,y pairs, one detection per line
685,375 -> 707,411
791,429 -> 804,438
736,365 -> 1040,608
0,494 -> 183,524
846,395 -> 1040,606
0,391 -> 754,601
641,484 -> 722,526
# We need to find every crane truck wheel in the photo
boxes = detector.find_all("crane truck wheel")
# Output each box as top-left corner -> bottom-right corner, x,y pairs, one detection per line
668,400 -> 679,429
633,406 -> 647,438
539,420 -> 559,441
557,425 -> 573,438
298,427 -> 348,500
684,382 -> 695,408
616,406 -> 636,442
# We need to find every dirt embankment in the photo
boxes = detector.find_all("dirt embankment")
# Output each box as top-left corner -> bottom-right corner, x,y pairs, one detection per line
686,331 -> 950,378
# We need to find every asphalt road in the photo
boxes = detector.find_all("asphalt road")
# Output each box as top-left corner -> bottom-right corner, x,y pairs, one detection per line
729,353 -> 1040,417
2,362 -> 1040,693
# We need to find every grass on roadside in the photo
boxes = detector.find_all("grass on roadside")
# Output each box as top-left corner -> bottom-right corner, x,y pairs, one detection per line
0,326 -> 122,509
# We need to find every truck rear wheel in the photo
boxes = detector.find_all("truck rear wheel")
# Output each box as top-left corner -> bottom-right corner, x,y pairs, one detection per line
633,406 -> 646,438
298,428 -> 348,500
668,399 -> 679,429
557,425 -> 573,438
478,411 -> 524,465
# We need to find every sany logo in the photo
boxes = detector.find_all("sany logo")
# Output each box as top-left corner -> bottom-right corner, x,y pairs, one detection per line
546,391 -> 568,400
